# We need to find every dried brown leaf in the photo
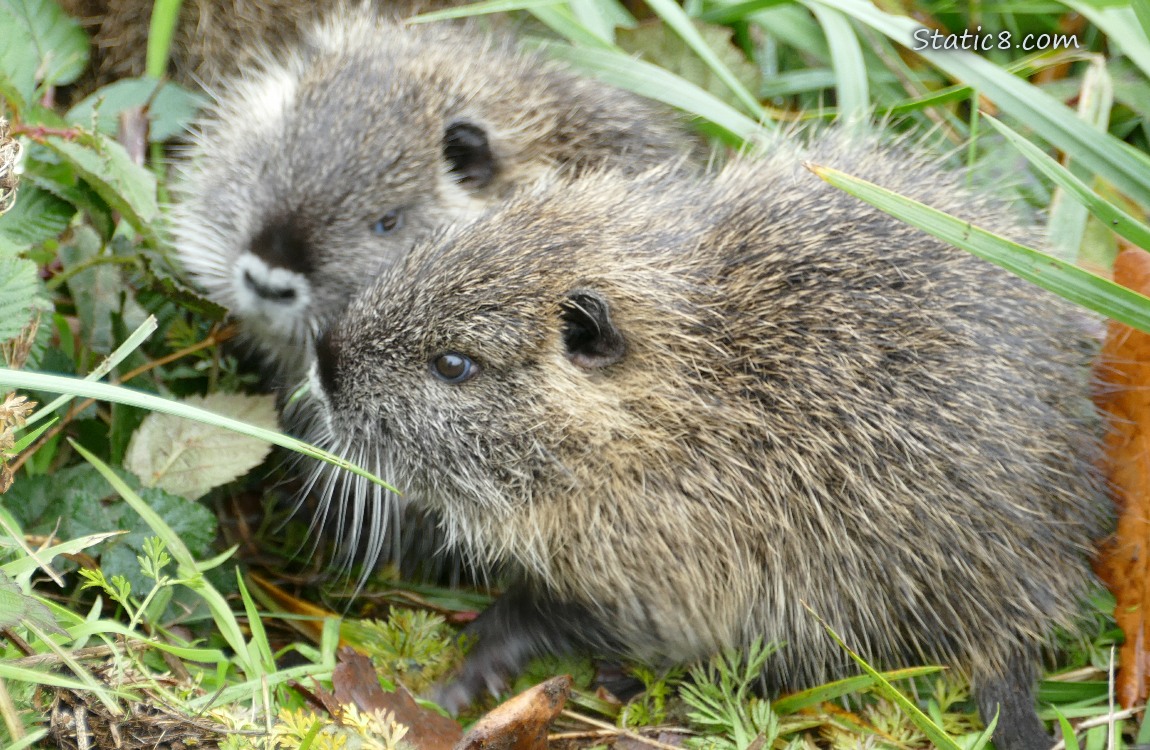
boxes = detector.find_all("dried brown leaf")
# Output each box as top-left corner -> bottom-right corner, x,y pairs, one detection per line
455,675 -> 572,750
328,646 -> 463,750
1093,244 -> 1150,707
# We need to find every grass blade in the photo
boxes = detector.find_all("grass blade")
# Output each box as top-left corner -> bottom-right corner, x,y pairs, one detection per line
540,42 -> 768,141
643,0 -> 767,119
806,607 -> 964,750
25,314 -> 158,428
406,0 -> 564,23
805,0 -> 1150,207
0,369 -> 395,491
985,115 -> 1150,252
802,1 -> 868,120
1063,1 -> 1150,82
807,163 -> 1150,334
70,439 -> 259,679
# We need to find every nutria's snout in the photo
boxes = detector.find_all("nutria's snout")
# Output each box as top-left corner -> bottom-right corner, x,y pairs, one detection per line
249,218 -> 315,276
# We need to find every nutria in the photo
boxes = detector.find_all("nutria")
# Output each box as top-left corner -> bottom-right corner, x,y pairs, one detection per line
170,10 -> 696,387
307,131 -> 1109,750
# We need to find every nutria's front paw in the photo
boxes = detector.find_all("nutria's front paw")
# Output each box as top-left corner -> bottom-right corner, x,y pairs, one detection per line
431,655 -> 514,715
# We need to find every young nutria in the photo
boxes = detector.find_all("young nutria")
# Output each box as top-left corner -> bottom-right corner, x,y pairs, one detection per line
307,131 -> 1109,750
171,11 -> 696,388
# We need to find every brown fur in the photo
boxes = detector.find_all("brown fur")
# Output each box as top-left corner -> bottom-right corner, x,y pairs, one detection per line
310,131 -> 1109,750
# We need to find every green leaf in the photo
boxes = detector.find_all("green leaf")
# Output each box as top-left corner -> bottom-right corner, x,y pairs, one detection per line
1054,708 -> 1082,750
41,132 -> 160,240
146,0 -> 183,79
1064,1 -> 1150,82
698,0 -> 791,25
531,4 -> 618,49
124,392 -> 279,500
772,665 -> 942,713
0,531 -> 126,579
808,163 -> 1150,334
4,729 -> 48,750
569,0 -> 620,42
0,0 -> 89,96
0,186 -> 76,249
1043,57 -> 1113,263
69,439 -> 261,678
58,225 -> 122,353
26,315 -> 158,429
0,256 -> 42,343
1135,0 -> 1150,46
809,607 -> 964,750
66,78 -> 207,143
2,463 -> 216,595
407,0 -> 564,23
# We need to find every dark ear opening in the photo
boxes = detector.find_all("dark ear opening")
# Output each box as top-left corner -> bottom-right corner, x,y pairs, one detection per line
561,290 -> 625,370
443,120 -> 496,190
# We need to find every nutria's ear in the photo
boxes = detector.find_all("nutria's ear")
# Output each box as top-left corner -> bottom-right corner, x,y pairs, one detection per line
443,120 -> 496,190
561,290 -> 626,369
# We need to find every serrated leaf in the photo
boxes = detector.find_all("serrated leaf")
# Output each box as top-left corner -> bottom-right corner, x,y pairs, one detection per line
124,392 -> 279,500
66,78 -> 207,143
617,20 -> 762,111
41,132 -> 159,239
0,256 -> 42,342
0,186 -> 75,249
0,0 -> 89,100
0,572 -> 66,635
3,463 -> 216,594
58,225 -> 119,353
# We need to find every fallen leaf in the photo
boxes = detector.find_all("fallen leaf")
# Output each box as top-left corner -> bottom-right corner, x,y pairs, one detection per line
123,392 -> 277,500
454,675 -> 572,750
326,646 -> 463,750
1093,244 -> 1150,708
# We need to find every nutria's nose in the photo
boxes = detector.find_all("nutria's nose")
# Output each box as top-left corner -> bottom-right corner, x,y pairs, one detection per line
313,328 -> 342,398
242,270 -> 298,302
250,219 -> 313,274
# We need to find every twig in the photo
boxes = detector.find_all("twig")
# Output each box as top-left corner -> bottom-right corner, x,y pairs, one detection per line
1050,706 -> 1145,750
5,641 -> 151,670
558,708 -> 692,750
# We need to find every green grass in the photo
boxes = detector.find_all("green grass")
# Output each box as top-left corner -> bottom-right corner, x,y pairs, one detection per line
1,0 -> 1148,748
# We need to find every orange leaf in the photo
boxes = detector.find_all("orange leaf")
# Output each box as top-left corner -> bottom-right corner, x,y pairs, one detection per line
1093,244 -> 1150,708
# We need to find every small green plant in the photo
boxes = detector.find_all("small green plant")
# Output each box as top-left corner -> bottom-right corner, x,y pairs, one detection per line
342,608 -> 461,694
679,640 -> 782,750
620,664 -> 686,728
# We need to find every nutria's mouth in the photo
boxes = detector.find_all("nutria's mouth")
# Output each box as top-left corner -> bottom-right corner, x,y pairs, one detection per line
243,270 -> 298,302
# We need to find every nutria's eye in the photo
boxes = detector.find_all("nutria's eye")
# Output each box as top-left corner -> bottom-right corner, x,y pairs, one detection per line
371,210 -> 403,235
431,353 -> 479,383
